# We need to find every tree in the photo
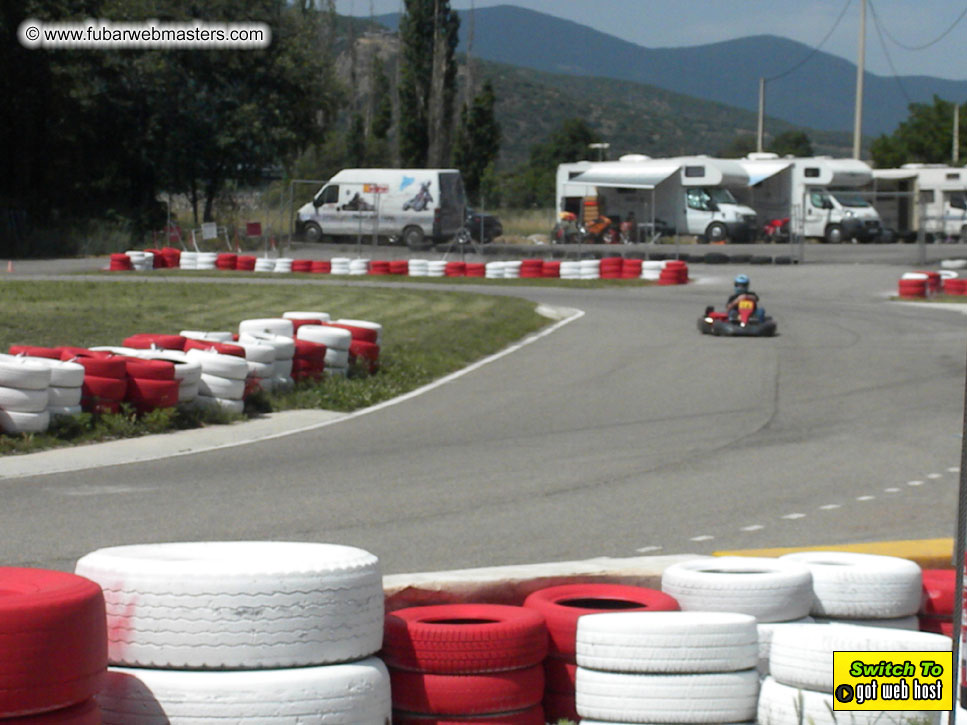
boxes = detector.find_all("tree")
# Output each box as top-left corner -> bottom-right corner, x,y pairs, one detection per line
452,81 -> 500,205
718,134 -> 757,159
770,131 -> 813,158
871,95 -> 966,168
397,0 -> 460,167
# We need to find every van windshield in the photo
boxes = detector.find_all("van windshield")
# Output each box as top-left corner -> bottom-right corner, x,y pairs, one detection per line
832,192 -> 870,208
708,188 -> 737,205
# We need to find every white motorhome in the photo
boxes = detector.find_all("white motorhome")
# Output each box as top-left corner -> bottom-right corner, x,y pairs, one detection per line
873,165 -> 967,241
296,169 -> 466,247
556,155 -> 758,243
735,155 -> 882,243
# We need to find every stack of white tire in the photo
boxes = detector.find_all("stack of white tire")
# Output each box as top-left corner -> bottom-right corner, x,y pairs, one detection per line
574,611 -> 760,724
74,541 -> 391,725
195,252 -> 217,271
349,258 -> 370,276
503,260 -> 522,279
27,357 -> 85,420
334,318 -> 383,346
560,261 -> 581,280
941,258 -> 967,269
408,259 -> 429,277
239,319 -> 296,389
235,339 -> 277,392
284,310 -> 331,324
641,260 -> 665,281
126,250 -> 153,271
661,557 -> 814,676
185,348 -> 248,415
426,260 -> 447,278
330,257 -> 352,275
0,355 -> 53,433
274,257 -> 294,274
580,259 -> 601,280
780,551 -> 923,630
179,251 -> 198,270
298,325 -> 351,377
485,261 -> 505,279
759,623 -> 949,725
254,257 -> 275,272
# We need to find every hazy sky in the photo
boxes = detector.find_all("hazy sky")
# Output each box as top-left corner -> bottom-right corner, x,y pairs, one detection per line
332,0 -> 967,80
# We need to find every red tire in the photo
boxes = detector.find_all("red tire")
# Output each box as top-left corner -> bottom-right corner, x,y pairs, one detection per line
323,322 -> 378,344
522,583 -> 679,658
389,666 -> 544,715
349,340 -> 380,373
392,705 -> 544,725
541,691 -> 579,724
117,357 -> 175,381
73,356 -> 127,379
81,375 -> 127,400
9,346 -> 62,359
311,260 -> 332,274
921,569 -> 955,616
1,700 -> 101,725
0,569 -> 107,717
383,604 -> 548,674
122,334 -> 187,351
543,657 -> 577,693
183,339 -> 246,358
918,615 -> 953,636
294,339 -> 327,363
126,378 -> 179,411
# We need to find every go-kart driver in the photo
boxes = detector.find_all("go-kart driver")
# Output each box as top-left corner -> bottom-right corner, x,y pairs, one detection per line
726,274 -> 765,322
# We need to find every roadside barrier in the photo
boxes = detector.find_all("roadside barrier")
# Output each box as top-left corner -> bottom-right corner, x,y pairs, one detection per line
897,269 -> 964,298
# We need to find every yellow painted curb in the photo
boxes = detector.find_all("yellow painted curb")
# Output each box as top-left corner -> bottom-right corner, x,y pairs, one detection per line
714,539 -> 955,570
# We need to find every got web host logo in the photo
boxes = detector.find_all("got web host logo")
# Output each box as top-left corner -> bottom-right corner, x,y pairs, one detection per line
832,652 -> 952,711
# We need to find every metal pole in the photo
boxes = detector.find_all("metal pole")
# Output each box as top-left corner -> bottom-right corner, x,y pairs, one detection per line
852,0 -> 866,159
757,78 -> 765,153
950,344 -> 967,725
954,104 -> 961,165
918,194 -> 927,267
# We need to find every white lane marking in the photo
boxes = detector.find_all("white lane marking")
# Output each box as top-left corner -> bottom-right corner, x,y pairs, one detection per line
54,484 -> 156,496
635,546 -> 663,554
927,473 -> 943,479
857,495 -> 876,501
884,488 -> 901,493
690,535 -> 715,542
908,480 -> 924,487
819,504 -> 841,510
741,525 -> 765,532
949,467 -> 960,473
782,513 -> 806,520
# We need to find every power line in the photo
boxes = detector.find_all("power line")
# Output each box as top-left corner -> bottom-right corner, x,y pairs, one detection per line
868,0 -> 913,105
766,0 -> 853,82
871,1 -> 967,51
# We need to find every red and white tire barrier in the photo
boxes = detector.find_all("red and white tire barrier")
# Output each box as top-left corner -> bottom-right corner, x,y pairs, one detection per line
383,604 -> 547,722
919,568 -> 954,636
0,568 -> 107,718
0,354 -> 52,433
185,348 -> 248,415
298,325 -> 351,378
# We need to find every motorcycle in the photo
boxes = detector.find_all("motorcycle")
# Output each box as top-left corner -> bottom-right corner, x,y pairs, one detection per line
697,294 -> 777,337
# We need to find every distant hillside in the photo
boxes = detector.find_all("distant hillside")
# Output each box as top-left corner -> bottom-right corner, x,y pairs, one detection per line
375,5 -> 967,136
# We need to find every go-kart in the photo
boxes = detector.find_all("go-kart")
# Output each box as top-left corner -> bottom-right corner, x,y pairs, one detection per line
698,295 -> 777,337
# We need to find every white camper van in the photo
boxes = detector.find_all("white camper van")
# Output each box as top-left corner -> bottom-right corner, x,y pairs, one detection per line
735,155 -> 882,243
556,156 -> 758,243
296,169 -> 466,247
873,165 -> 967,241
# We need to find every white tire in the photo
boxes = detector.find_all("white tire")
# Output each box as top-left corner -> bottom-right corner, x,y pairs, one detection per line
661,557 -> 813,623
48,385 -> 83,408
575,611 -> 758,674
0,354 -> 52,390
238,318 -> 294,338
134,352 -> 202,384
193,395 -> 244,415
284,310 -> 331,322
184,349 -> 248,381
575,667 -> 758,724
813,615 -> 919,630
0,385 -> 49,413
75,541 -> 384,669
18,357 -> 85,387
272,358 -> 294,378
48,404 -> 82,418
179,330 -> 234,343
757,618 -> 813,675
254,258 -> 275,272
246,360 -> 275,378
334,318 -> 382,345
325,349 -> 350,369
237,343 -> 276,364
177,381 -> 199,403
779,551 -> 922,618
0,409 -> 49,433
757,676 -> 940,725
199,374 -> 245,400
238,332 -> 295,360
98,657 -> 391,725
297,325 -> 351,351
769,622 -> 951,693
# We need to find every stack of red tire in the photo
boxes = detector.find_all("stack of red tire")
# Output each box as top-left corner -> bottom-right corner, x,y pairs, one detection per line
56,349 -> 128,415
369,260 -> 391,276
621,258 -> 643,279
122,334 -> 187,351
382,604 -> 548,725
943,277 -> 966,295
0,568 -> 107,725
311,260 -> 332,274
445,262 -> 466,277
898,275 -> 928,298
325,323 -> 380,374
915,270 -> 943,294
215,253 -> 237,272
144,248 -> 165,268
599,257 -> 623,280
918,569 -> 954,636
236,255 -> 257,271
108,253 -> 133,271
542,261 -> 561,279
521,583 -> 680,722
119,357 -> 179,414
465,263 -> 486,278
519,260 -> 543,279
183,339 -> 246,358
292,259 -> 313,273
658,260 -> 689,285
160,247 -> 181,268
291,339 -> 327,382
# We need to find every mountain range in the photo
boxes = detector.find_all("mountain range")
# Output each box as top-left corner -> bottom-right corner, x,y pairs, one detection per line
375,4 -> 967,137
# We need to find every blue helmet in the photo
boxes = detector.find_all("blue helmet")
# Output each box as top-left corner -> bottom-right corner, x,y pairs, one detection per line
734,274 -> 750,288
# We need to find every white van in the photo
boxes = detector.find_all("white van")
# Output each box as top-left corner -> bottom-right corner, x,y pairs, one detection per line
296,169 -> 466,247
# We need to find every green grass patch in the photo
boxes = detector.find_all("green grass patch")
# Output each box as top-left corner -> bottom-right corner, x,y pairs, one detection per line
0,280 -> 548,454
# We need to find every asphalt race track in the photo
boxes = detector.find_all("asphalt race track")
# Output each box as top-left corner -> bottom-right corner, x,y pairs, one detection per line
1,263 -> 965,574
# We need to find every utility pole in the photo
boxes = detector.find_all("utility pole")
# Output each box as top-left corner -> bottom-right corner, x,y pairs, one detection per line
954,103 -> 960,165
852,0 -> 866,159
757,78 -> 765,153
